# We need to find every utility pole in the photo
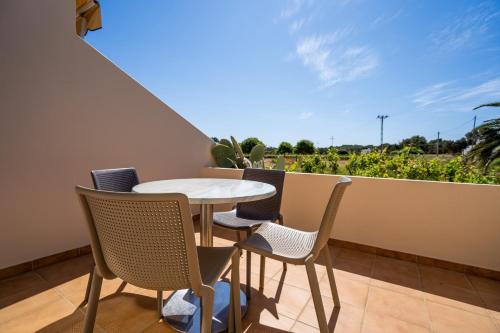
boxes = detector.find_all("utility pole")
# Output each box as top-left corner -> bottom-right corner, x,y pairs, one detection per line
473,115 -> 477,131
330,136 -> 334,147
436,131 -> 440,156
377,115 -> 389,146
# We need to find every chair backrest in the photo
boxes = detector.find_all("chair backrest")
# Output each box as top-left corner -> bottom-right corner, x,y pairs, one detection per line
311,176 -> 352,258
236,168 -> 285,221
75,186 -> 203,292
91,167 -> 139,192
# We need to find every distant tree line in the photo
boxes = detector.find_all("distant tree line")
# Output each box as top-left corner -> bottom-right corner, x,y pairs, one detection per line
211,134 -> 473,156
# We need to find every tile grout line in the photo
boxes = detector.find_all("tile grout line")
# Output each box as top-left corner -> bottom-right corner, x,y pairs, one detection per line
32,271 -> 107,333
365,256 -> 432,332
288,264 -> 327,331
359,255 -> 376,332
464,273 -> 500,327
416,261 -> 435,333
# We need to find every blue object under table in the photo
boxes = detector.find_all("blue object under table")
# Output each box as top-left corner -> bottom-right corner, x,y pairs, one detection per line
162,281 -> 248,333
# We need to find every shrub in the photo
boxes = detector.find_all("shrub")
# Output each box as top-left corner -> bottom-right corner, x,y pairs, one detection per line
295,139 -> 315,154
240,137 -> 264,154
277,141 -> 294,154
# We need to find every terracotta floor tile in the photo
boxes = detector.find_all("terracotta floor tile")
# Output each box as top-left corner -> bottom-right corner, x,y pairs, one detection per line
243,308 -> 296,332
89,291 -> 159,333
297,299 -> 363,332
422,282 -> 488,315
427,301 -> 498,333
419,265 -> 473,290
361,312 -> 430,333
243,253 -> 286,281
3,245 -> 500,332
250,278 -> 311,320
365,286 -> 430,328
319,273 -> 369,308
0,288 -> 78,332
336,249 -> 375,268
479,292 -> 500,320
468,275 -> 500,295
35,310 -> 104,333
494,317 -> 500,331
272,262 -> 326,291
291,321 -> 320,332
139,320 -> 180,333
0,272 -> 50,308
333,258 -> 372,283
371,256 -> 422,297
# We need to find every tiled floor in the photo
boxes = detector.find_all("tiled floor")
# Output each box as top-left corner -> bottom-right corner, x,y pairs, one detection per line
1,227 -> 499,333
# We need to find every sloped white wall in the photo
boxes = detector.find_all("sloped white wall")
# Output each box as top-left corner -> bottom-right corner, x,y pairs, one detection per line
0,0 -> 213,268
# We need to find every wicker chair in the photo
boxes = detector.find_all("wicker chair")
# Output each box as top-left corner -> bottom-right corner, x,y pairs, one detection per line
90,167 -> 140,192
83,168 -> 140,304
213,168 -> 285,298
76,186 -> 241,333
236,176 -> 352,333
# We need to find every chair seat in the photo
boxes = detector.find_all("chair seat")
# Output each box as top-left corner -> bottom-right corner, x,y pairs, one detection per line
213,209 -> 274,230
197,246 -> 236,286
237,222 -> 318,265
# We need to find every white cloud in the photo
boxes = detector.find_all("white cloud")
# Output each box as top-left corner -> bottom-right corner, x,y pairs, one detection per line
430,3 -> 500,53
289,18 -> 305,34
298,111 -> 314,119
371,9 -> 403,27
413,78 -> 500,111
295,31 -> 378,87
280,0 -> 306,19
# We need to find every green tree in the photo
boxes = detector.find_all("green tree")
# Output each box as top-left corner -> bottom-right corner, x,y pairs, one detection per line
467,118 -> 500,171
240,137 -> 264,154
400,135 -> 428,153
277,141 -> 293,154
473,102 -> 500,110
295,139 -> 315,154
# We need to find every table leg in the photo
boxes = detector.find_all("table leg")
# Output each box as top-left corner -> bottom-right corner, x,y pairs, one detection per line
200,204 -> 214,247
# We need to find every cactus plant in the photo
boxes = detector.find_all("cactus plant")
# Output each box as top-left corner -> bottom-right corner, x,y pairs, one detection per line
211,136 -> 286,171
250,144 -> 265,163
275,155 -> 285,170
211,136 -> 251,168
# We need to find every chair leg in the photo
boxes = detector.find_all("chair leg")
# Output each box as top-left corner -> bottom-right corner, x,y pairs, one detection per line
229,251 -> 242,333
83,264 -> 95,303
305,258 -> 328,333
245,229 -> 253,299
259,255 -> 265,291
83,269 -> 103,333
200,287 -> 215,333
157,290 -> 163,319
277,215 -> 287,272
246,250 -> 252,299
322,247 -> 340,308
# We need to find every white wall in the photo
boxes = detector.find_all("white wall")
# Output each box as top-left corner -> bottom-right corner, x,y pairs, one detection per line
0,0 -> 213,268
202,168 -> 500,272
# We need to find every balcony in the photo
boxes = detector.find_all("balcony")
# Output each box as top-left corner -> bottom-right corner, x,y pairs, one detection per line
1,1 -> 499,332
1,224 -> 499,332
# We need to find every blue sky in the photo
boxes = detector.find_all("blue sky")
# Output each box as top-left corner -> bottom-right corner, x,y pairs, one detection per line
86,0 -> 500,146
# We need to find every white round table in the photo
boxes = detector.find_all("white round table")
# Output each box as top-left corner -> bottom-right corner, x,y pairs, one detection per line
133,178 -> 277,246
133,178 -> 276,333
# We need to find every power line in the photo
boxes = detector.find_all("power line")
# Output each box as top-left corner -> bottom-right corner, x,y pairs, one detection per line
440,118 -> 475,135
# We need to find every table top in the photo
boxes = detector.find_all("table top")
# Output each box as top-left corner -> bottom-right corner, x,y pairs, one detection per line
132,178 -> 276,205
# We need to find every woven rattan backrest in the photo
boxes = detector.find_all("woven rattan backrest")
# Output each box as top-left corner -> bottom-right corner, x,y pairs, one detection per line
91,168 -> 139,192
312,177 -> 352,257
237,168 -> 285,221
76,186 -> 203,291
